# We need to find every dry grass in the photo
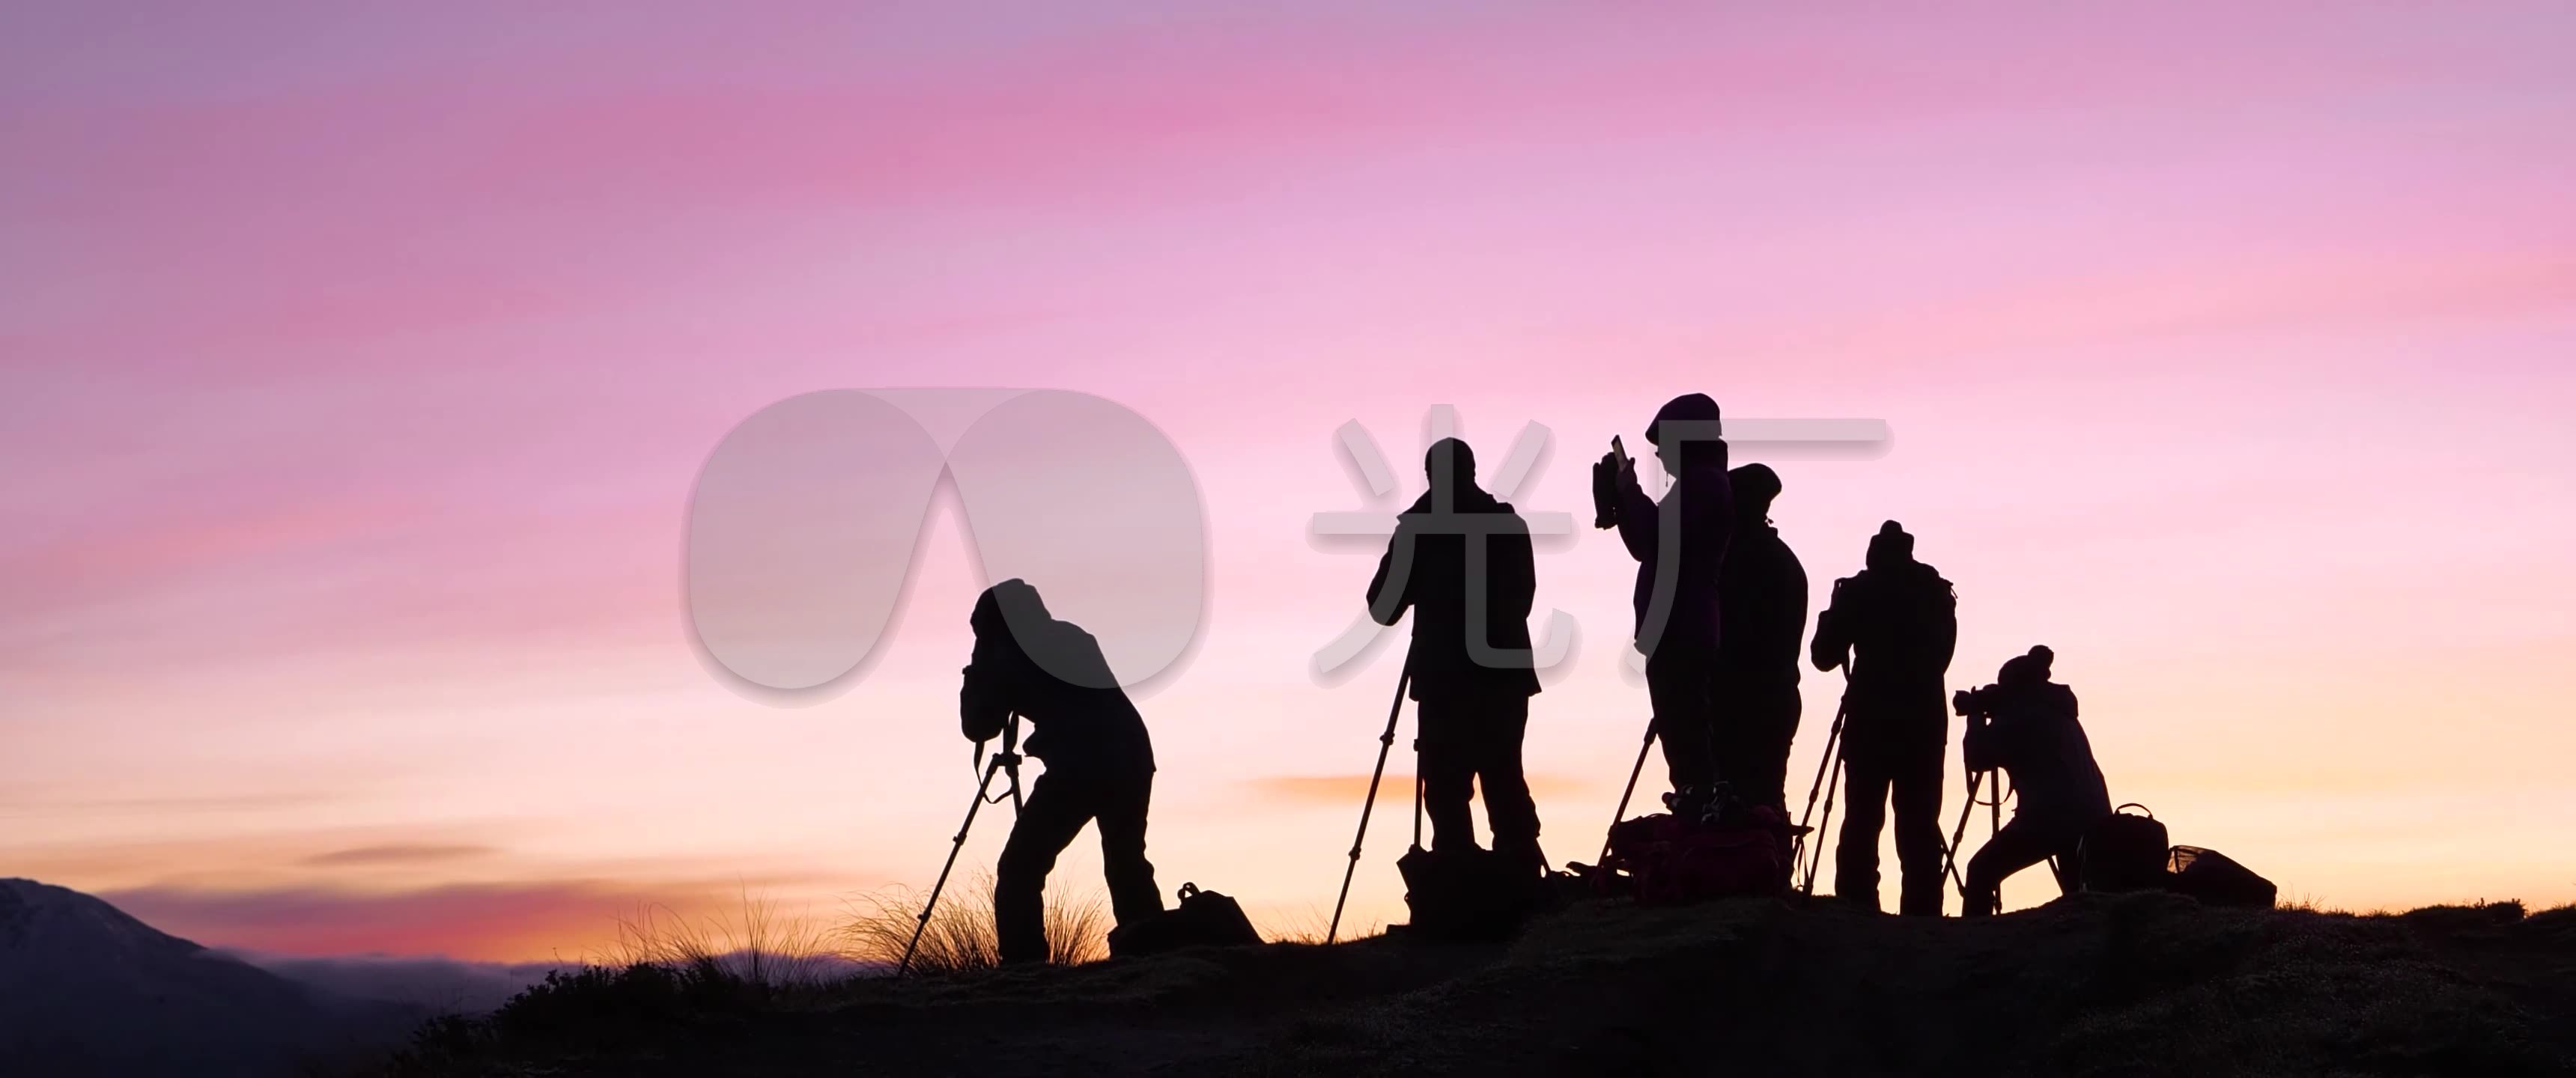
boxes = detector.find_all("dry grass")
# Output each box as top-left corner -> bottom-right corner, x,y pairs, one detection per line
839,869 -> 1109,975
377,892 -> 852,1074
1256,905 -> 1382,945
595,891 -> 846,993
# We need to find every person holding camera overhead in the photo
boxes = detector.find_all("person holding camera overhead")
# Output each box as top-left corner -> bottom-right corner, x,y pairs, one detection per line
1957,645 -> 2112,916
1810,521 -> 1957,916
960,579 -> 1162,963
1593,393 -> 1734,820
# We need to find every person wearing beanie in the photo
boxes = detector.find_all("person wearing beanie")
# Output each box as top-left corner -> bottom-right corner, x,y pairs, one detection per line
1715,463 -> 1808,819
1809,520 -> 1957,915
1593,392 -> 1734,814
1365,438 -> 1546,880
962,579 -> 1163,963
1958,645 -> 2112,916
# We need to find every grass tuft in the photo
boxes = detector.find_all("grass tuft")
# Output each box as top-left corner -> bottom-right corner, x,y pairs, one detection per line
839,868 -> 1108,975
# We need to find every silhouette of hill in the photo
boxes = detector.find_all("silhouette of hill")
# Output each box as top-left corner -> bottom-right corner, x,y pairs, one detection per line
0,878 -> 422,1077
379,890 -> 2576,1077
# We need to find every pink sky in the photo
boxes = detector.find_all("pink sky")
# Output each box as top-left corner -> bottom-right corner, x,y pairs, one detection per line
5,1 -> 2575,960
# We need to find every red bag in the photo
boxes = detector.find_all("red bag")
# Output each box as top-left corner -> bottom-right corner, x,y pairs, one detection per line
1603,806 -> 1790,906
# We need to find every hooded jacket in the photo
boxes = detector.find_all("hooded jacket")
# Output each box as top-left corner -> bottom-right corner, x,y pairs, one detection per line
1717,465 -> 1807,684
960,580 -> 1155,776
1810,523 -> 1956,689
1967,680 -> 2109,820
1811,523 -> 1957,755
1367,481 -> 1542,701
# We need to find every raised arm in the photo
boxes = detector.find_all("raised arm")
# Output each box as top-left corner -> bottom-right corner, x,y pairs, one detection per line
1612,464 -> 1659,564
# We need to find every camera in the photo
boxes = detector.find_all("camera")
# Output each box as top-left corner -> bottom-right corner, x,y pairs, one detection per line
1953,683 -> 2003,719
1591,436 -> 1632,530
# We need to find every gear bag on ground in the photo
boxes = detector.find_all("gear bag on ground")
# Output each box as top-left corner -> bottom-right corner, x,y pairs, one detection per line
2080,803 -> 2170,893
2166,846 -> 2277,909
1397,845 -> 1536,943
1600,801 -> 1793,905
1105,882 -> 1262,957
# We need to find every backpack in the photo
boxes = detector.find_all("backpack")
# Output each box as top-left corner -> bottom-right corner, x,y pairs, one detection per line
2080,803 -> 2171,893
1105,883 -> 1262,957
2166,846 -> 2277,909
1397,845 -> 1535,943
1601,803 -> 1790,906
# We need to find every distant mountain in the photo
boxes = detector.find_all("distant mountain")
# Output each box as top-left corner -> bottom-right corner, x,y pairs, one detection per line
0,877 -> 422,1077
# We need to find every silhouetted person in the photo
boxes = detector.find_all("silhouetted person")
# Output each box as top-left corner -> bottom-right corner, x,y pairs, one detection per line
1811,521 -> 1956,915
1715,463 -> 1808,817
1595,393 -> 1733,816
1959,646 -> 2112,916
1367,439 -> 1545,878
961,579 -> 1160,963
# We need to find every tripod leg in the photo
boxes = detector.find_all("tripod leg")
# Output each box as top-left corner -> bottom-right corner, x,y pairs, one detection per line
1987,774 -> 2007,914
1940,769 -> 1984,903
1328,670 -> 1410,945
1597,719 -> 1657,868
1990,773 -> 2002,841
1001,714 -> 1027,815
1800,742 -> 1844,895
1788,702 -> 1846,881
1797,674 -> 1854,896
899,757 -> 1003,976
1411,733 -> 1424,853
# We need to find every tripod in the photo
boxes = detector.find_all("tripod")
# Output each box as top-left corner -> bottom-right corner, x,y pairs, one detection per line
1791,688 -> 1850,895
1595,713 -> 1659,870
896,717 -> 1025,976
1939,764 -> 2006,914
1327,668 -> 1411,945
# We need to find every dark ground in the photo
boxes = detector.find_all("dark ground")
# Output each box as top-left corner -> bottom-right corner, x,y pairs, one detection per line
380,891 -> 2576,1077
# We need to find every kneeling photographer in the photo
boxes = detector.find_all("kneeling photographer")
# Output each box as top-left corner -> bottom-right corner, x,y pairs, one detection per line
1956,645 -> 2111,916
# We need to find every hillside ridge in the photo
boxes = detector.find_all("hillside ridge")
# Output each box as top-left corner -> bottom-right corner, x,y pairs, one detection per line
383,890 -> 2576,1077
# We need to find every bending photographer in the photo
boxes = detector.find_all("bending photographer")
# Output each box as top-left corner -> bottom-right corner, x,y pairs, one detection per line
961,579 -> 1161,963
1957,645 -> 2112,916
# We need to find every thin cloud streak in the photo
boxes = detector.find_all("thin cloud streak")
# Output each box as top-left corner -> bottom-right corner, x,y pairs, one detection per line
302,844 -> 499,867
